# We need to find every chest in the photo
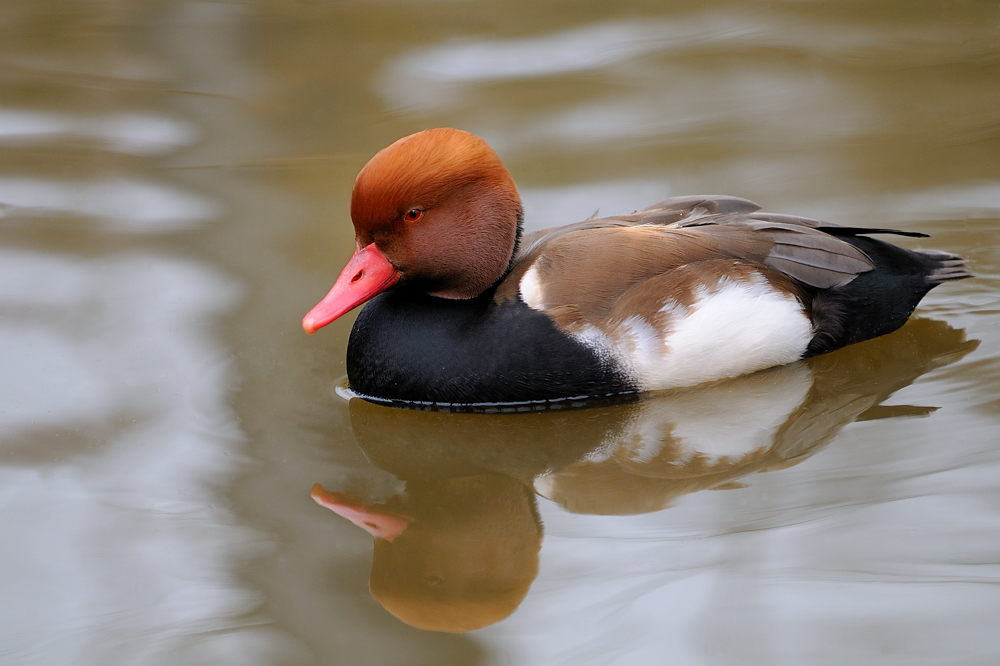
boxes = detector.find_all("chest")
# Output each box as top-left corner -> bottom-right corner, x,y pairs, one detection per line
345,291 -> 634,406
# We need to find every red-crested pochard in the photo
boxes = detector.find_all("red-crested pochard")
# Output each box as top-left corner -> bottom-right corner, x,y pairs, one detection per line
303,128 -> 971,408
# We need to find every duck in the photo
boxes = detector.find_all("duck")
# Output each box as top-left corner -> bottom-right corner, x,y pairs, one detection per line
302,128 -> 971,408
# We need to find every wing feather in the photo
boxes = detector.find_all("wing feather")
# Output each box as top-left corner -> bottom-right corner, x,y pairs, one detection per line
502,194 -> 922,317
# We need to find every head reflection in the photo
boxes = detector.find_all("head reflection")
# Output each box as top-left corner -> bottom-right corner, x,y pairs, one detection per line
313,318 -> 975,632
313,475 -> 540,633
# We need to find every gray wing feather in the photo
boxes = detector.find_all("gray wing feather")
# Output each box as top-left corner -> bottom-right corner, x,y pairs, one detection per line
517,194 -> 895,288
758,225 -> 874,288
693,216 -> 875,288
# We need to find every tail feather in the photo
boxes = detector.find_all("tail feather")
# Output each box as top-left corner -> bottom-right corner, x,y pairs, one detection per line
917,249 -> 974,284
805,238 -> 972,358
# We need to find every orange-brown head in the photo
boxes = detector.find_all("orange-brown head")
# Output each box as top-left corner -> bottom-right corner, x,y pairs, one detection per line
303,128 -> 522,334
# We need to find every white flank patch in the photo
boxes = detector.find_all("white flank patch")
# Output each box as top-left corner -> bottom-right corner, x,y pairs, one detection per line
576,274 -> 812,391
519,265 -> 545,310
643,277 -> 811,390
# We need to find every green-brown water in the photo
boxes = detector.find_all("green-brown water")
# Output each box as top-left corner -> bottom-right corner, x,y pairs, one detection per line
2,2 -> 999,664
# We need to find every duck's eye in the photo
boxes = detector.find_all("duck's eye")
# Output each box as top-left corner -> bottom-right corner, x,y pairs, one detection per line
404,208 -> 423,222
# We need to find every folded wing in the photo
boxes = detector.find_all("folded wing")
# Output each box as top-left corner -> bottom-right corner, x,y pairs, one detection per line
502,195 -> 912,320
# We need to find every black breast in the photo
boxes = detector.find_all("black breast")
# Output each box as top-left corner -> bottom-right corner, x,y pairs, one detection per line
346,288 -> 634,406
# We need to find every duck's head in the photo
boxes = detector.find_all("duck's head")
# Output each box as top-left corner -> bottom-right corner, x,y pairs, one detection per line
303,128 -> 521,334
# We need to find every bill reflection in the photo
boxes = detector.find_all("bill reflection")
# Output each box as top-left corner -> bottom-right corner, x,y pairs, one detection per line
314,318 -> 975,633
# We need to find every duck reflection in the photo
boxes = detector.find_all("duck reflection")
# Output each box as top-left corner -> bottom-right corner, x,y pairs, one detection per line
312,318 -> 975,632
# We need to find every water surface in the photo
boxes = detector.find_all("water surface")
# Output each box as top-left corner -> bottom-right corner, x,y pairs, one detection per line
1,1 -> 999,664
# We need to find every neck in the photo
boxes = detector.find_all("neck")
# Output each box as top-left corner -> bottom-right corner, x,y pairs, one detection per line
506,208 -> 524,274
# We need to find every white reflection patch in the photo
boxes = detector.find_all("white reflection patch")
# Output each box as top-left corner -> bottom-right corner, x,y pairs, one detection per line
653,363 -> 812,463
801,183 -> 1000,226
379,14 -> 955,111
0,109 -> 198,155
0,177 -> 221,232
505,68 -> 876,150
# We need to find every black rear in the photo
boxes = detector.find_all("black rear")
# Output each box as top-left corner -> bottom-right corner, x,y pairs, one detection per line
805,235 -> 971,357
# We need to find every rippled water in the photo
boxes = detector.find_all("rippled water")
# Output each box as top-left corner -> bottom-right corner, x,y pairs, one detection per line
2,2 -> 998,664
